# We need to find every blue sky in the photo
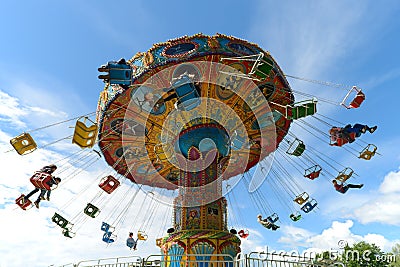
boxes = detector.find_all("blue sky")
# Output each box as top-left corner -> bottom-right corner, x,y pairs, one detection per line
1,1 -> 400,266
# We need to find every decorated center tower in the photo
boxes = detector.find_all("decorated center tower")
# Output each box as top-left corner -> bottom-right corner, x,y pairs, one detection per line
96,34 -> 294,263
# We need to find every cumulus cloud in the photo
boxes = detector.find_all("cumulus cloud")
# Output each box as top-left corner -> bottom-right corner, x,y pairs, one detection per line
0,89 -> 67,131
352,169 -> 400,225
278,220 -> 399,253
0,90 -> 28,128
379,170 -> 400,194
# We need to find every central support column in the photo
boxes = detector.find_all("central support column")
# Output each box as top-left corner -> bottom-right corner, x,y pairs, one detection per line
157,145 -> 240,266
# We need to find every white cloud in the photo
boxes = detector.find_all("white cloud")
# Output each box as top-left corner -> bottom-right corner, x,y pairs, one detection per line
0,90 -> 28,128
278,220 -> 399,253
0,89 -> 67,132
351,169 -> 400,225
379,170 -> 400,194
353,195 -> 400,225
277,225 -> 315,248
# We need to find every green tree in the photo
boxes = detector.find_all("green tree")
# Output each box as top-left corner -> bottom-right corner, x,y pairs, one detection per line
388,243 -> 400,267
342,241 -> 386,267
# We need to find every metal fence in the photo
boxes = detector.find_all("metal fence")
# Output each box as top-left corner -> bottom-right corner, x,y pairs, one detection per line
54,252 -> 334,267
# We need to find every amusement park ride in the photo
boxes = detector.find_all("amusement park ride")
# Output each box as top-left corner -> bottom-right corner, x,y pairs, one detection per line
11,33 -> 377,263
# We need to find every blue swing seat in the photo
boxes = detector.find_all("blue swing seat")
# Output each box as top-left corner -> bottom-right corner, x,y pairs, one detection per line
172,75 -> 200,111
101,222 -> 114,233
301,199 -> 318,213
267,213 -> 279,223
102,231 -> 116,243
98,60 -> 132,86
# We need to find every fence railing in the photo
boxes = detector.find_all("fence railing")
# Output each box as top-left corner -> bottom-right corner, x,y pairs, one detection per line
54,252 -> 332,267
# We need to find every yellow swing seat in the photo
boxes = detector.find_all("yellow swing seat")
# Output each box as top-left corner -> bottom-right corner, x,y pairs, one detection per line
358,144 -> 377,160
335,167 -> 354,183
137,231 -> 148,241
72,117 -> 98,148
10,132 -> 37,155
293,192 -> 309,205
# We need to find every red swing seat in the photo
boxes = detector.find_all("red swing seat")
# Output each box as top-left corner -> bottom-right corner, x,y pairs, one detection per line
341,86 -> 365,109
238,229 -> 249,239
304,165 -> 322,180
15,194 -> 32,210
30,172 -> 52,190
99,175 -> 120,194
349,91 -> 365,109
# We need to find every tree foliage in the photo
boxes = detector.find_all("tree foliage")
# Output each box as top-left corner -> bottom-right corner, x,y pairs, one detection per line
389,243 -> 400,267
342,241 -> 386,267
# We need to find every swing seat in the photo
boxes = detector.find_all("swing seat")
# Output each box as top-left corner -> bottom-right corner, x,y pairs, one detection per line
15,194 -> 32,210
335,167 -> 354,183
349,91 -> 365,109
52,213 -> 73,230
290,213 -> 302,222
137,231 -> 148,241
154,143 -> 174,162
286,99 -> 317,120
301,199 -> 318,213
102,231 -> 116,243
98,60 -> 132,86
84,203 -> 100,218
10,132 -> 37,155
99,175 -> 120,194
101,222 -> 114,233
30,172 -> 52,190
341,86 -> 365,109
304,165 -> 322,180
358,144 -> 377,160
172,75 -> 200,111
294,192 -> 309,205
156,238 -> 163,247
267,213 -> 279,223
253,55 -> 274,80
62,229 -> 76,238
72,117 -> 98,148
286,139 -> 305,156
238,229 -> 249,239
220,52 -> 274,81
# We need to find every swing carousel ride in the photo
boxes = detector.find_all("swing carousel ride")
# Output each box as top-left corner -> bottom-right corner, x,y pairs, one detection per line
11,33 -> 378,260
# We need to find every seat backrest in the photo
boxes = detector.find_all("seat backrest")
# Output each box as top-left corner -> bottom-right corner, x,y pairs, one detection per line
10,133 -> 37,155
294,192 -> 309,205
304,165 -> 321,180
15,194 -> 32,210
137,231 -> 148,241
102,232 -> 116,243
301,199 -> 317,213
99,175 -> 120,194
72,119 -> 98,148
359,144 -> 377,160
84,203 -> 100,218
349,91 -> 365,109
52,213 -> 72,229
